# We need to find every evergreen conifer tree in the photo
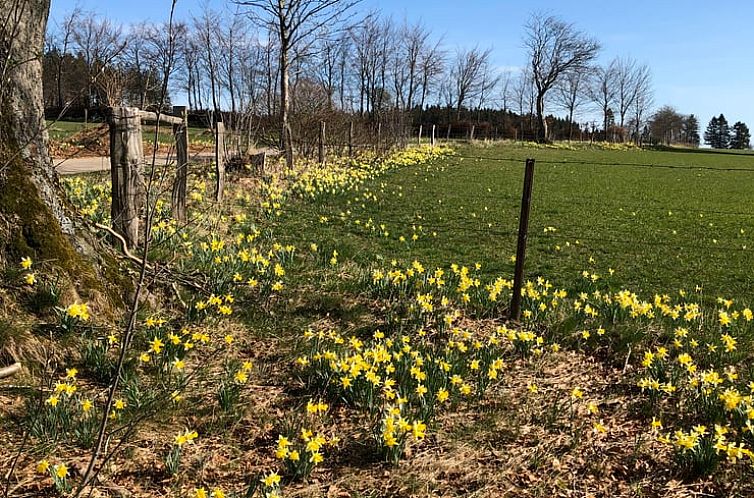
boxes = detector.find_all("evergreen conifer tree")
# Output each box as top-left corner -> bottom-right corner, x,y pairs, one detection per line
730,121 -> 751,149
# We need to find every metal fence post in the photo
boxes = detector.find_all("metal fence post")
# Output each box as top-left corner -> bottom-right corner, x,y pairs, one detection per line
510,158 -> 536,321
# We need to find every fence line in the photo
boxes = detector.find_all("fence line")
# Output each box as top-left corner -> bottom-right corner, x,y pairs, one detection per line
275,201 -> 753,256
451,154 -> 754,173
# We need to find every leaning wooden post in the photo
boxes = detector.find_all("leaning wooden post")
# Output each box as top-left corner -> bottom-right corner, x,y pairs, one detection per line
109,106 -> 144,249
431,124 -> 436,149
510,158 -> 536,322
171,106 -> 189,222
215,119 -> 225,203
470,125 -> 476,141
348,121 -> 354,157
417,124 -> 423,146
319,120 -> 326,165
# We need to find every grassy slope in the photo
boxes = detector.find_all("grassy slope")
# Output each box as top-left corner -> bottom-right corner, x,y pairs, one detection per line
275,143 -> 754,303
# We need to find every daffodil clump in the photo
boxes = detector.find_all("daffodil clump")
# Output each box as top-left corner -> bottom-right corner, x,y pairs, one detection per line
183,230 -> 295,301
30,367 -> 99,450
635,298 -> 754,475
35,458 -> 71,493
62,175 -> 111,223
260,472 -> 282,498
274,428 -> 338,480
217,358 -> 254,416
285,146 -> 453,203
19,256 -> 36,286
366,260 -> 568,326
376,403 -> 427,464
62,173 -> 211,227
297,315 -> 513,463
271,399 -> 339,480
165,428 -> 199,475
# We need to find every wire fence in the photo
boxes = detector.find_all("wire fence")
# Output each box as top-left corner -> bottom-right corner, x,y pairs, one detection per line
271,151 -> 754,266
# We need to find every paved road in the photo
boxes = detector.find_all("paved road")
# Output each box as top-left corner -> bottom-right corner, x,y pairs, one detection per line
55,156 -> 110,175
54,154 -> 213,175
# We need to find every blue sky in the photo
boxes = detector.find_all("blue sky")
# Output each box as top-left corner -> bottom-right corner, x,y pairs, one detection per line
50,0 -> 754,129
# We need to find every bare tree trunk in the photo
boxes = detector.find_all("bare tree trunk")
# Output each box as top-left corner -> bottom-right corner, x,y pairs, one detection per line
1,0 -> 72,236
535,93 -> 547,143
1,0 -> 121,304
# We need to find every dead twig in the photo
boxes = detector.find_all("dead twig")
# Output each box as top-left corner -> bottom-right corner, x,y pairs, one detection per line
94,223 -> 143,266
0,362 -> 21,379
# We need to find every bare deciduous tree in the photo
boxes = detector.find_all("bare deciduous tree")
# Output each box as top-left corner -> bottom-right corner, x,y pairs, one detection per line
417,36 -> 445,114
512,68 -> 533,140
236,0 -> 362,168
588,60 -> 618,141
54,7 -> 81,109
401,20 -> 431,112
554,69 -> 587,141
72,13 -> 125,118
523,13 -> 599,142
631,65 -> 653,145
449,46 -> 493,120
613,56 -> 636,134
612,56 -> 652,141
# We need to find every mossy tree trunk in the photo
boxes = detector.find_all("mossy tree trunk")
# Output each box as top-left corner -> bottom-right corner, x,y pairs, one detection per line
0,0 -> 125,308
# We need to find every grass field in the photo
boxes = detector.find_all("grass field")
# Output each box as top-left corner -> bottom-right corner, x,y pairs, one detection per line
275,142 -> 754,303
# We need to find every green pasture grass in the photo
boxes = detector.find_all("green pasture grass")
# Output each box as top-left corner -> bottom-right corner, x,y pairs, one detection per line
46,120 -> 100,141
273,142 -> 754,303
45,119 -> 210,145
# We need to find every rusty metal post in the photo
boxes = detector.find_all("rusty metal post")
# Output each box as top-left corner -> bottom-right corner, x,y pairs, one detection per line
510,158 -> 536,321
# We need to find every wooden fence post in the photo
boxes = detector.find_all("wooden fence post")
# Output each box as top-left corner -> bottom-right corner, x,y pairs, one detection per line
319,120 -> 326,165
348,121 -> 354,157
510,158 -> 536,321
259,151 -> 266,175
109,106 -> 144,249
376,122 -> 382,154
171,106 -> 188,223
470,125 -> 476,141
431,125 -> 436,149
447,123 -> 452,140
417,124 -> 423,146
215,120 -> 225,203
